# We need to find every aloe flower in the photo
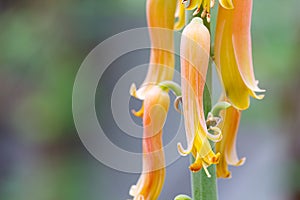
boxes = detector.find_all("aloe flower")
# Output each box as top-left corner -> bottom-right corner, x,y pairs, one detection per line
215,99 -> 246,178
129,86 -> 170,200
130,0 -> 176,100
214,0 -> 265,110
178,17 -> 221,177
174,0 -> 234,30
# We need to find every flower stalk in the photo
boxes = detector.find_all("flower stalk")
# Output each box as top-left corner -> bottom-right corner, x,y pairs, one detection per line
158,80 -> 182,96
184,11 -> 218,200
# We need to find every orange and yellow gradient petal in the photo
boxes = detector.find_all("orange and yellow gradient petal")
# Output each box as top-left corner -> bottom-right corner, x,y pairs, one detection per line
214,0 -> 265,110
178,17 -> 220,177
216,100 -> 245,178
130,0 -> 176,100
129,86 -> 170,200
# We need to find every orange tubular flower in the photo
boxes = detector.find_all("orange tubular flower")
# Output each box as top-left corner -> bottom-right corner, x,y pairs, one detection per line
214,0 -> 265,110
178,17 -> 220,177
130,0 -> 176,100
129,86 -> 170,200
174,0 -> 234,30
215,99 -> 246,178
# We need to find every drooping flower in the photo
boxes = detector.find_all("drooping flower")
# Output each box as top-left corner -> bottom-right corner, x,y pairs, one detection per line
174,0 -> 234,30
129,86 -> 170,200
130,0 -> 176,100
214,0 -> 265,110
178,17 -> 221,177
215,100 -> 246,178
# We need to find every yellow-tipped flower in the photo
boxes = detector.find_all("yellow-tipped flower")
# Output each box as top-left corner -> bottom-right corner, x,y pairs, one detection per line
215,101 -> 246,178
178,17 -> 220,177
174,0 -> 234,30
214,0 -> 265,110
129,86 -> 170,200
130,0 -> 176,100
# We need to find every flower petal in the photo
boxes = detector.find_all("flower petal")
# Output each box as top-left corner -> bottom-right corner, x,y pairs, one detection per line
231,0 -> 265,94
215,3 -> 258,110
222,107 -> 245,166
132,0 -> 176,100
216,103 -> 245,178
207,126 -> 223,142
180,18 -> 221,175
130,86 -> 169,200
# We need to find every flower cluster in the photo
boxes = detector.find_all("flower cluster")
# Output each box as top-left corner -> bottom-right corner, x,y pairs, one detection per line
128,0 -> 265,199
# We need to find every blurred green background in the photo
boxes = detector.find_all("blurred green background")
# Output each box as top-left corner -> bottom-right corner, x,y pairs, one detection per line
0,0 -> 299,199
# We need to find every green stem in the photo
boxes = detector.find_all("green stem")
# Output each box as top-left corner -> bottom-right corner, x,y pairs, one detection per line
211,101 -> 231,117
186,9 -> 218,200
159,80 -> 182,96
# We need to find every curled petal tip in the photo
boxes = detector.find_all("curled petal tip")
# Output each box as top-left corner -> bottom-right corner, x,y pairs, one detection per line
130,83 -> 137,97
253,84 -> 266,93
189,162 -> 202,173
238,157 -> 246,166
257,88 -> 266,93
224,172 -> 232,179
230,157 -> 246,166
211,152 -> 221,164
129,185 -> 137,196
247,82 -> 266,94
250,82 -> 266,95
189,154 -> 203,173
250,91 -> 265,100
256,94 -> 265,100
130,83 -> 149,100
219,0 -> 234,9
131,104 -> 144,118
207,126 -> 223,142
177,142 -> 192,156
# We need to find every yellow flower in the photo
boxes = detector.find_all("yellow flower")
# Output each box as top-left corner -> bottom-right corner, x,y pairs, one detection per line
129,86 -> 170,200
130,0 -> 176,100
215,101 -> 246,178
174,0 -> 234,30
214,0 -> 265,110
178,17 -> 220,177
